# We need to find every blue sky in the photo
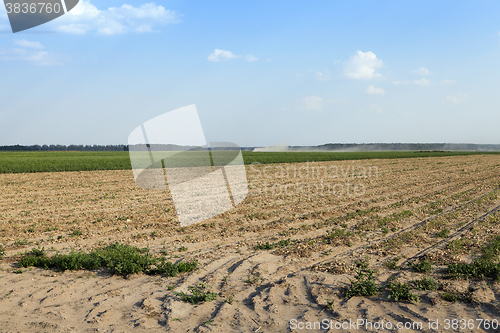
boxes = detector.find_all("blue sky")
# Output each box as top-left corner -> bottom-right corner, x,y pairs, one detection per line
1,0 -> 500,147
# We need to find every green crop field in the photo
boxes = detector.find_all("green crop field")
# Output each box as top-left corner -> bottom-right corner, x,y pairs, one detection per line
241,151 -> 500,164
0,150 -> 499,174
0,151 -> 131,174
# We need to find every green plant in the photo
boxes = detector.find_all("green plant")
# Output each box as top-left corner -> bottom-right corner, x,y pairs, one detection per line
480,235 -> 500,261
0,246 -> 5,260
345,268 -> 380,298
95,243 -> 153,276
446,236 -> 500,281
254,238 -> 293,250
435,228 -> 450,238
174,282 -> 218,304
29,247 -> 45,257
446,259 -> 500,281
202,319 -> 216,326
409,259 -> 432,273
321,249 -> 333,256
245,273 -> 259,285
178,246 -> 188,252
224,295 -> 234,304
13,239 -> 30,246
441,291 -> 457,302
412,276 -> 438,291
326,228 -> 354,240
326,299 -> 334,309
148,258 -> 198,277
448,238 -> 472,255
385,257 -> 400,269
18,243 -> 157,277
387,281 -> 418,302
354,257 -> 370,270
441,291 -> 472,303
71,230 -> 83,237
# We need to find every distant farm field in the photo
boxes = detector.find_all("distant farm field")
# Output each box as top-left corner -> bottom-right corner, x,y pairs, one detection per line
0,151 -> 131,173
1,150 -> 499,173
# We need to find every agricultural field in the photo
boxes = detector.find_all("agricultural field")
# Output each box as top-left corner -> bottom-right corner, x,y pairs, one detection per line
1,154 -> 500,331
1,150 -> 499,173
0,151 -> 132,174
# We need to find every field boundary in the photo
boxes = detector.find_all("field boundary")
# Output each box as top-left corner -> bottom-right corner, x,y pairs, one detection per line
1,150 -> 499,174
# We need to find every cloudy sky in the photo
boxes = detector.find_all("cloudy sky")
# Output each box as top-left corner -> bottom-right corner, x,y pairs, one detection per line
1,0 -> 500,147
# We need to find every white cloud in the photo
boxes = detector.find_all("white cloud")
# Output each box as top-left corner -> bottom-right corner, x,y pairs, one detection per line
207,49 -> 240,62
24,50 -> 51,63
446,93 -> 468,104
0,45 -> 61,66
57,24 -> 87,34
414,78 -> 430,86
391,80 -> 411,85
344,50 -> 383,79
136,24 -> 154,33
440,79 -> 456,86
266,58 -> 272,62
304,96 -> 323,111
366,85 -> 385,95
14,40 -> 44,49
52,1 -> 181,35
68,0 -> 100,18
244,54 -> 258,62
411,67 -> 432,75
315,71 -> 330,81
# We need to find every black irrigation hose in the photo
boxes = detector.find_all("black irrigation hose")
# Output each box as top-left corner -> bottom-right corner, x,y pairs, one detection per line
401,202 -> 500,266
309,187 -> 500,270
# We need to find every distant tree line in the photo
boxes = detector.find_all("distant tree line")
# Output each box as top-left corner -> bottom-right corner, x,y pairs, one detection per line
0,145 -> 129,151
0,144 -> 252,152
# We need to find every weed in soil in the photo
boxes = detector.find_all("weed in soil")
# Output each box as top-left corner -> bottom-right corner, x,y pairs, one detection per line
174,282 -> 218,304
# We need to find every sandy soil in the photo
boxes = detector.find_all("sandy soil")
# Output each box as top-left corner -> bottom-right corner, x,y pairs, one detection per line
1,155 -> 500,332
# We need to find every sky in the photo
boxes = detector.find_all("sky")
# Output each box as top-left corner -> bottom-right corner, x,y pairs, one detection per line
1,0 -> 500,147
